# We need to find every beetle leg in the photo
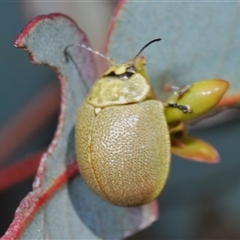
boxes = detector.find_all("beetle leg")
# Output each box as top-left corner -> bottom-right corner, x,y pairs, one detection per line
176,85 -> 191,98
166,102 -> 192,114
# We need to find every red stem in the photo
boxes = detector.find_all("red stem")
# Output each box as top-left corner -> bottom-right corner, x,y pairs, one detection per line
0,151 -> 45,192
0,82 -> 60,163
218,93 -> 240,107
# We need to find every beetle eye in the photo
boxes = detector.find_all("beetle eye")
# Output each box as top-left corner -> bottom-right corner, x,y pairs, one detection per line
120,71 -> 134,79
126,65 -> 135,72
104,65 -> 136,79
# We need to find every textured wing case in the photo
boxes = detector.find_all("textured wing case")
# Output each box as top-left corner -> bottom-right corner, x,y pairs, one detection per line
75,100 -> 170,206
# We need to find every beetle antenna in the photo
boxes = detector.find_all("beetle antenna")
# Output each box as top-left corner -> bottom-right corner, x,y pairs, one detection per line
64,43 -> 115,65
133,38 -> 161,61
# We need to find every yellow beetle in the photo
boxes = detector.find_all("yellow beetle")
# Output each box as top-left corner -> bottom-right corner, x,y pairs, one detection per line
75,39 -> 175,207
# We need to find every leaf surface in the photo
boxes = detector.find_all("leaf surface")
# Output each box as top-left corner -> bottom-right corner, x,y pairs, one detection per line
107,1 -> 240,102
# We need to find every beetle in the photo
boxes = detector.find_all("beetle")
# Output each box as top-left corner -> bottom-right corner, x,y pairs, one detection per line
73,39 -> 188,207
